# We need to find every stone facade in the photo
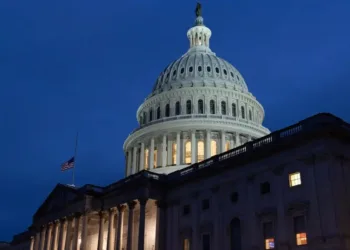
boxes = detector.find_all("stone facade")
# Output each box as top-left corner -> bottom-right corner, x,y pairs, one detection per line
5,113 -> 350,250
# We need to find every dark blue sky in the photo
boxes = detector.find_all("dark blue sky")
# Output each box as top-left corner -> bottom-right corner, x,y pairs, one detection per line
1,0 -> 350,241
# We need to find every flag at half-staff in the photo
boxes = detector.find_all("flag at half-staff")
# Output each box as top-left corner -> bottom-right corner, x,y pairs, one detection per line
61,157 -> 75,171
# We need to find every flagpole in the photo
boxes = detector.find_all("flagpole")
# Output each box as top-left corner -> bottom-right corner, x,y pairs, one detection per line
72,132 -> 78,186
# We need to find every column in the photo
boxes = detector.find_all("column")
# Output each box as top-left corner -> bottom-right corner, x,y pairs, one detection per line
51,221 -> 59,250
30,237 -> 35,250
80,213 -> 88,250
107,209 -> 116,250
64,218 -> 73,250
176,132 -> 181,166
155,201 -> 166,250
115,205 -> 125,250
139,143 -> 145,171
149,138 -> 155,169
39,226 -> 46,250
191,130 -> 196,163
138,199 -> 148,250
126,201 -> 136,250
34,232 -> 40,250
45,224 -> 53,250
57,219 -> 66,250
162,135 -> 167,167
221,131 -> 226,153
73,215 -> 81,250
127,149 -> 132,176
235,133 -> 240,147
205,130 -> 211,159
97,211 -> 105,250
132,146 -> 137,174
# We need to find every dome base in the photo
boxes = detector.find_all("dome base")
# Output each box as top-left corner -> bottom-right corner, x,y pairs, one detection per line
149,164 -> 190,175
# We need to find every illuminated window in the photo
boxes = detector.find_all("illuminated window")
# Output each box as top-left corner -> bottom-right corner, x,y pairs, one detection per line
294,216 -> 307,246
198,99 -> 204,114
221,101 -> 226,115
296,233 -> 307,246
184,238 -> 190,250
197,141 -> 204,162
172,143 -> 177,165
186,100 -> 192,114
225,141 -> 230,151
263,222 -> 274,249
210,140 -> 217,157
210,100 -> 215,114
289,172 -> 301,187
144,149 -> 149,170
154,149 -> 157,168
185,141 -> 191,164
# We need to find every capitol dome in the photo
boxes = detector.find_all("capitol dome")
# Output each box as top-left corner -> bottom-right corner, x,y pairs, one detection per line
123,8 -> 270,176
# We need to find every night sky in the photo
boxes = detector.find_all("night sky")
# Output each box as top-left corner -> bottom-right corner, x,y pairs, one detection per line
1,0 -> 350,241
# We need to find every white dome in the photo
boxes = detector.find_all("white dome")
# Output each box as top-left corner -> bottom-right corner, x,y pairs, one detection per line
123,8 -> 270,176
150,52 -> 249,98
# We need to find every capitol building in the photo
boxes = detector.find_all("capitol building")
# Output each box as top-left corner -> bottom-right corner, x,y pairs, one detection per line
4,4 -> 350,250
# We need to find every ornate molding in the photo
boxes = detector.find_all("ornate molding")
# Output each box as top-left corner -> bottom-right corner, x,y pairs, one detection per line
127,201 -> 137,210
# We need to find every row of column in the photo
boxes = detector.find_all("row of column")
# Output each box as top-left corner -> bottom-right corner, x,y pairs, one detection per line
127,131 -> 250,175
32,213 -> 88,250
31,199 -> 165,250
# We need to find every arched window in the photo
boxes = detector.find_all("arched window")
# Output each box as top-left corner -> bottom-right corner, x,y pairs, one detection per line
185,141 -> 191,164
230,218 -> 242,250
172,142 -> 177,165
241,106 -> 245,119
149,109 -> 153,121
211,140 -> 217,157
210,100 -> 215,114
225,141 -> 230,151
143,112 -> 147,124
198,99 -> 204,114
144,149 -> 149,170
197,141 -> 204,162
153,148 -> 157,168
165,104 -> 170,117
249,110 -> 252,120
232,104 -> 236,117
186,100 -> 192,114
157,107 -> 161,119
221,101 -> 227,115
175,101 -> 181,115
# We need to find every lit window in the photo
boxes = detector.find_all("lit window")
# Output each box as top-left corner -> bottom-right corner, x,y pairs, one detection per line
172,143 -> 177,165
265,238 -> 274,249
294,215 -> 307,245
154,149 -> 157,168
184,238 -> 190,250
197,141 -> 204,162
296,233 -> 307,246
144,149 -> 149,170
289,172 -> 301,187
185,141 -> 191,164
263,222 -> 274,249
225,141 -> 230,151
210,140 -> 217,157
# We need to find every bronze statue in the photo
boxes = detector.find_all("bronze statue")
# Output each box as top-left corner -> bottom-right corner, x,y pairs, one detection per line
195,2 -> 202,17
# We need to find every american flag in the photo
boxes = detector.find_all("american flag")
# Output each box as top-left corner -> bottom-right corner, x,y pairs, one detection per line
61,157 -> 75,171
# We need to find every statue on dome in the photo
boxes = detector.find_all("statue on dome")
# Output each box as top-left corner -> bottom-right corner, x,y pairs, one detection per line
195,2 -> 202,17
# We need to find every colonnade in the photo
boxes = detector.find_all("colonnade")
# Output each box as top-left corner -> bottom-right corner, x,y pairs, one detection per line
30,199 -> 163,250
126,130 -> 252,175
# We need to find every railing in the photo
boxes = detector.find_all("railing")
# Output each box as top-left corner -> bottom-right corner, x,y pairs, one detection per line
168,113 -> 347,180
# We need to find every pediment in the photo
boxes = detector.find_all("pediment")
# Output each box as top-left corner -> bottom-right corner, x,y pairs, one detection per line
34,184 -> 78,217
